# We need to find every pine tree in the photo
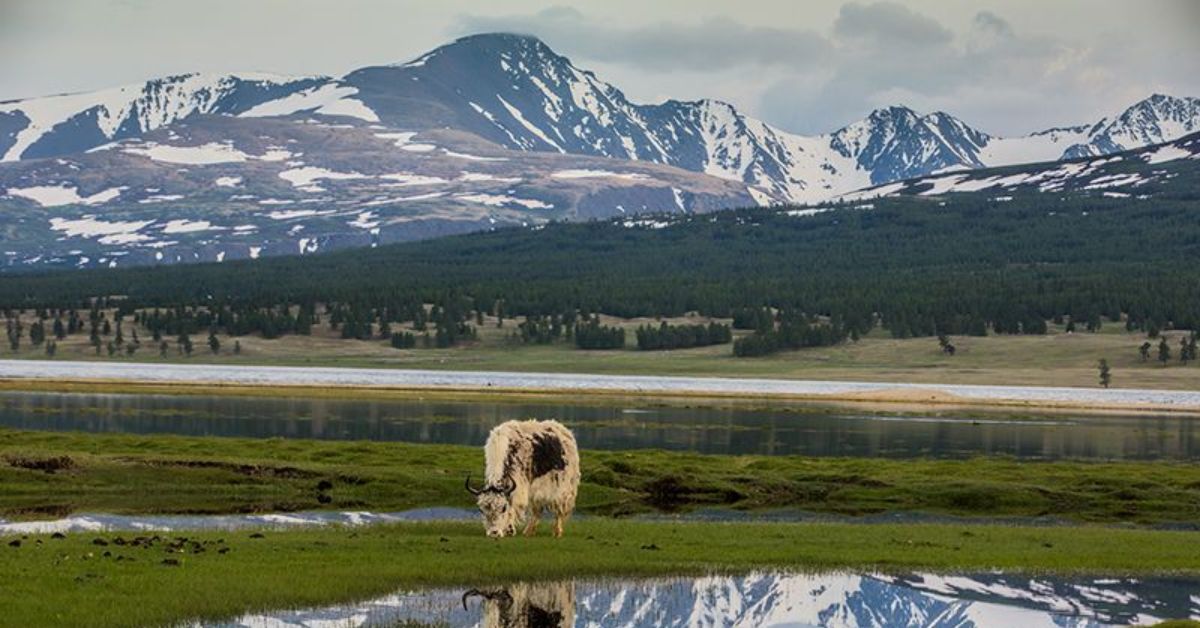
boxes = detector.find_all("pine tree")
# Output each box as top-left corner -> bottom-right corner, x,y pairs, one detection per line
1139,341 -> 1152,362
208,332 -> 220,355
234,340 -> 242,355
1098,358 -> 1111,388
1158,337 -> 1171,366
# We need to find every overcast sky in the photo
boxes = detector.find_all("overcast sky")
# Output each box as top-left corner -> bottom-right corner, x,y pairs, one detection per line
2,0 -> 1197,135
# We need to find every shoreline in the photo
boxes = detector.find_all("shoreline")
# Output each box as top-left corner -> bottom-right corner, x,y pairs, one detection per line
1,359 -> 1199,415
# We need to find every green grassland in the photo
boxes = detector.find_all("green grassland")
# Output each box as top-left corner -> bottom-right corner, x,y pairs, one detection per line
3,426 -> 1200,626
3,428 -> 1200,524
2,520 -> 1198,627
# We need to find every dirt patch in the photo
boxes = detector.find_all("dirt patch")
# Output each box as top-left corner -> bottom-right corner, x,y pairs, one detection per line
119,457 -> 319,480
3,454 -> 76,474
834,387 -> 969,404
0,503 -> 75,518
642,475 -> 742,510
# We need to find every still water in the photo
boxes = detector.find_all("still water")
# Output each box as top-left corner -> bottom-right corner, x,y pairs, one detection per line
212,571 -> 1199,627
1,391 -> 1197,460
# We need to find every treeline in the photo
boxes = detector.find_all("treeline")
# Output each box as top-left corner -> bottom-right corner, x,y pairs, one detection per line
2,193 -> 1200,351
574,317 -> 625,350
732,310 -> 857,357
636,322 -> 731,350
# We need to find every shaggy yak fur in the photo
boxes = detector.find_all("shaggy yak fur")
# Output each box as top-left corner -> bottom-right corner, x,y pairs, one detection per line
466,420 -> 580,538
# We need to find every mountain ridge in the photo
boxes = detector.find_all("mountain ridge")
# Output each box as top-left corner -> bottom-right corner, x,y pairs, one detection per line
3,33 -> 1197,204
0,33 -> 1197,271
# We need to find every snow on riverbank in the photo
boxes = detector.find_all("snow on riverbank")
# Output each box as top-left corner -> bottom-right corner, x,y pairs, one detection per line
0,360 -> 1197,410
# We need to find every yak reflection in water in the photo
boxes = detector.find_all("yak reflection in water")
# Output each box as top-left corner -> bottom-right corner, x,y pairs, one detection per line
462,582 -> 575,628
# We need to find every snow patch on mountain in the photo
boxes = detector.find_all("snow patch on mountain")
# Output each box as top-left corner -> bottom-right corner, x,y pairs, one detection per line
240,83 -> 377,122
278,166 -> 368,187
160,219 -> 219,234
456,192 -> 552,209
0,72 -> 323,161
124,141 -> 249,165
551,168 -> 650,181
49,215 -> 154,239
7,184 -> 123,207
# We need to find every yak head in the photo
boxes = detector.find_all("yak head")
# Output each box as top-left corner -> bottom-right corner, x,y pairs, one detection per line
465,474 -> 518,538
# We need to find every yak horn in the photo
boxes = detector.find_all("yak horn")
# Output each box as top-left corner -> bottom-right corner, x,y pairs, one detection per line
464,474 -> 483,496
501,475 -> 516,496
462,588 -> 484,610
462,588 -> 512,610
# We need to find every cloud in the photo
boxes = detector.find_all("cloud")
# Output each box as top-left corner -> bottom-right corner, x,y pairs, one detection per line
832,2 -> 952,48
455,7 -> 831,72
972,11 -> 1013,39
452,2 -> 1198,137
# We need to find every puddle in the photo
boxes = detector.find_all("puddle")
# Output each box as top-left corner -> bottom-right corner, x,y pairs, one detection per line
8,507 -> 1199,535
0,508 -> 475,535
207,571 -> 1200,627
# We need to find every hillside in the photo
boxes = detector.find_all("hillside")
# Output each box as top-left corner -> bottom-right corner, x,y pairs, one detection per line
2,137 -> 1199,340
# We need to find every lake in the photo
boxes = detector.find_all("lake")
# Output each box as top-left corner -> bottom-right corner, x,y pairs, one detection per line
213,570 -> 1200,627
0,390 -> 1197,460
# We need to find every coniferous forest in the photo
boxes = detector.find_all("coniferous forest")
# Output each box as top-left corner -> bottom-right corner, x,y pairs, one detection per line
0,192 -> 1198,352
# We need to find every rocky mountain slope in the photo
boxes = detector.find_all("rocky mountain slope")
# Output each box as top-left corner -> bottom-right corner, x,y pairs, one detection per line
0,33 -> 1196,270
839,129 -> 1200,202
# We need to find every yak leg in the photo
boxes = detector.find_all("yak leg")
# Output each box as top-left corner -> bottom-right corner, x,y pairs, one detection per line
553,510 -> 568,538
523,508 -> 541,537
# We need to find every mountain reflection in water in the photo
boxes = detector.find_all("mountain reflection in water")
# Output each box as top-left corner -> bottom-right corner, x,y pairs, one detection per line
217,571 -> 1200,627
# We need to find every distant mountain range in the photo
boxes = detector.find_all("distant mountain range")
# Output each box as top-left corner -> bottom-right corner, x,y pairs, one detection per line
0,33 -> 1197,270
839,129 -> 1200,202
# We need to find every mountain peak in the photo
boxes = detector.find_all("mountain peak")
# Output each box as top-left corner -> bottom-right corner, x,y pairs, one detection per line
865,105 -> 920,122
395,32 -> 560,69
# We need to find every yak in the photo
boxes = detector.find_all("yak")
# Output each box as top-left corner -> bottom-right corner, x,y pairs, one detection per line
462,581 -> 575,628
465,419 -> 580,538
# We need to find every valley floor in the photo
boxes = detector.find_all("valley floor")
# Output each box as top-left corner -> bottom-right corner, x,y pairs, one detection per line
5,315 -> 1199,402
1,429 -> 1199,626
3,520 -> 1198,628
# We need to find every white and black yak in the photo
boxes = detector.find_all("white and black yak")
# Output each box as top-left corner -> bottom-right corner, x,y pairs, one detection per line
465,419 -> 580,538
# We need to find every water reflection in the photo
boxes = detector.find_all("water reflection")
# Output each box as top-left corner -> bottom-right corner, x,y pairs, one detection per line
216,571 -> 1200,627
1,390 -> 1198,460
463,582 -> 575,628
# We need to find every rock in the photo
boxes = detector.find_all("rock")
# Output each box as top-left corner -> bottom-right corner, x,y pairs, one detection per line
249,532 -> 265,539
161,558 -> 181,567
7,539 -> 20,548
317,493 -> 332,504
316,480 -> 334,491
50,532 -> 66,540
92,538 -> 109,546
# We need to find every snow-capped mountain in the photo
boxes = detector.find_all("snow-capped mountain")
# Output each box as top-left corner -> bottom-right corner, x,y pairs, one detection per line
839,129 -> 1200,201
4,34 -> 1197,204
0,32 -> 1197,271
0,73 -> 327,162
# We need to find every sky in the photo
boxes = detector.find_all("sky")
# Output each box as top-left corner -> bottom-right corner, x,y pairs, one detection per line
1,0 -> 1197,136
